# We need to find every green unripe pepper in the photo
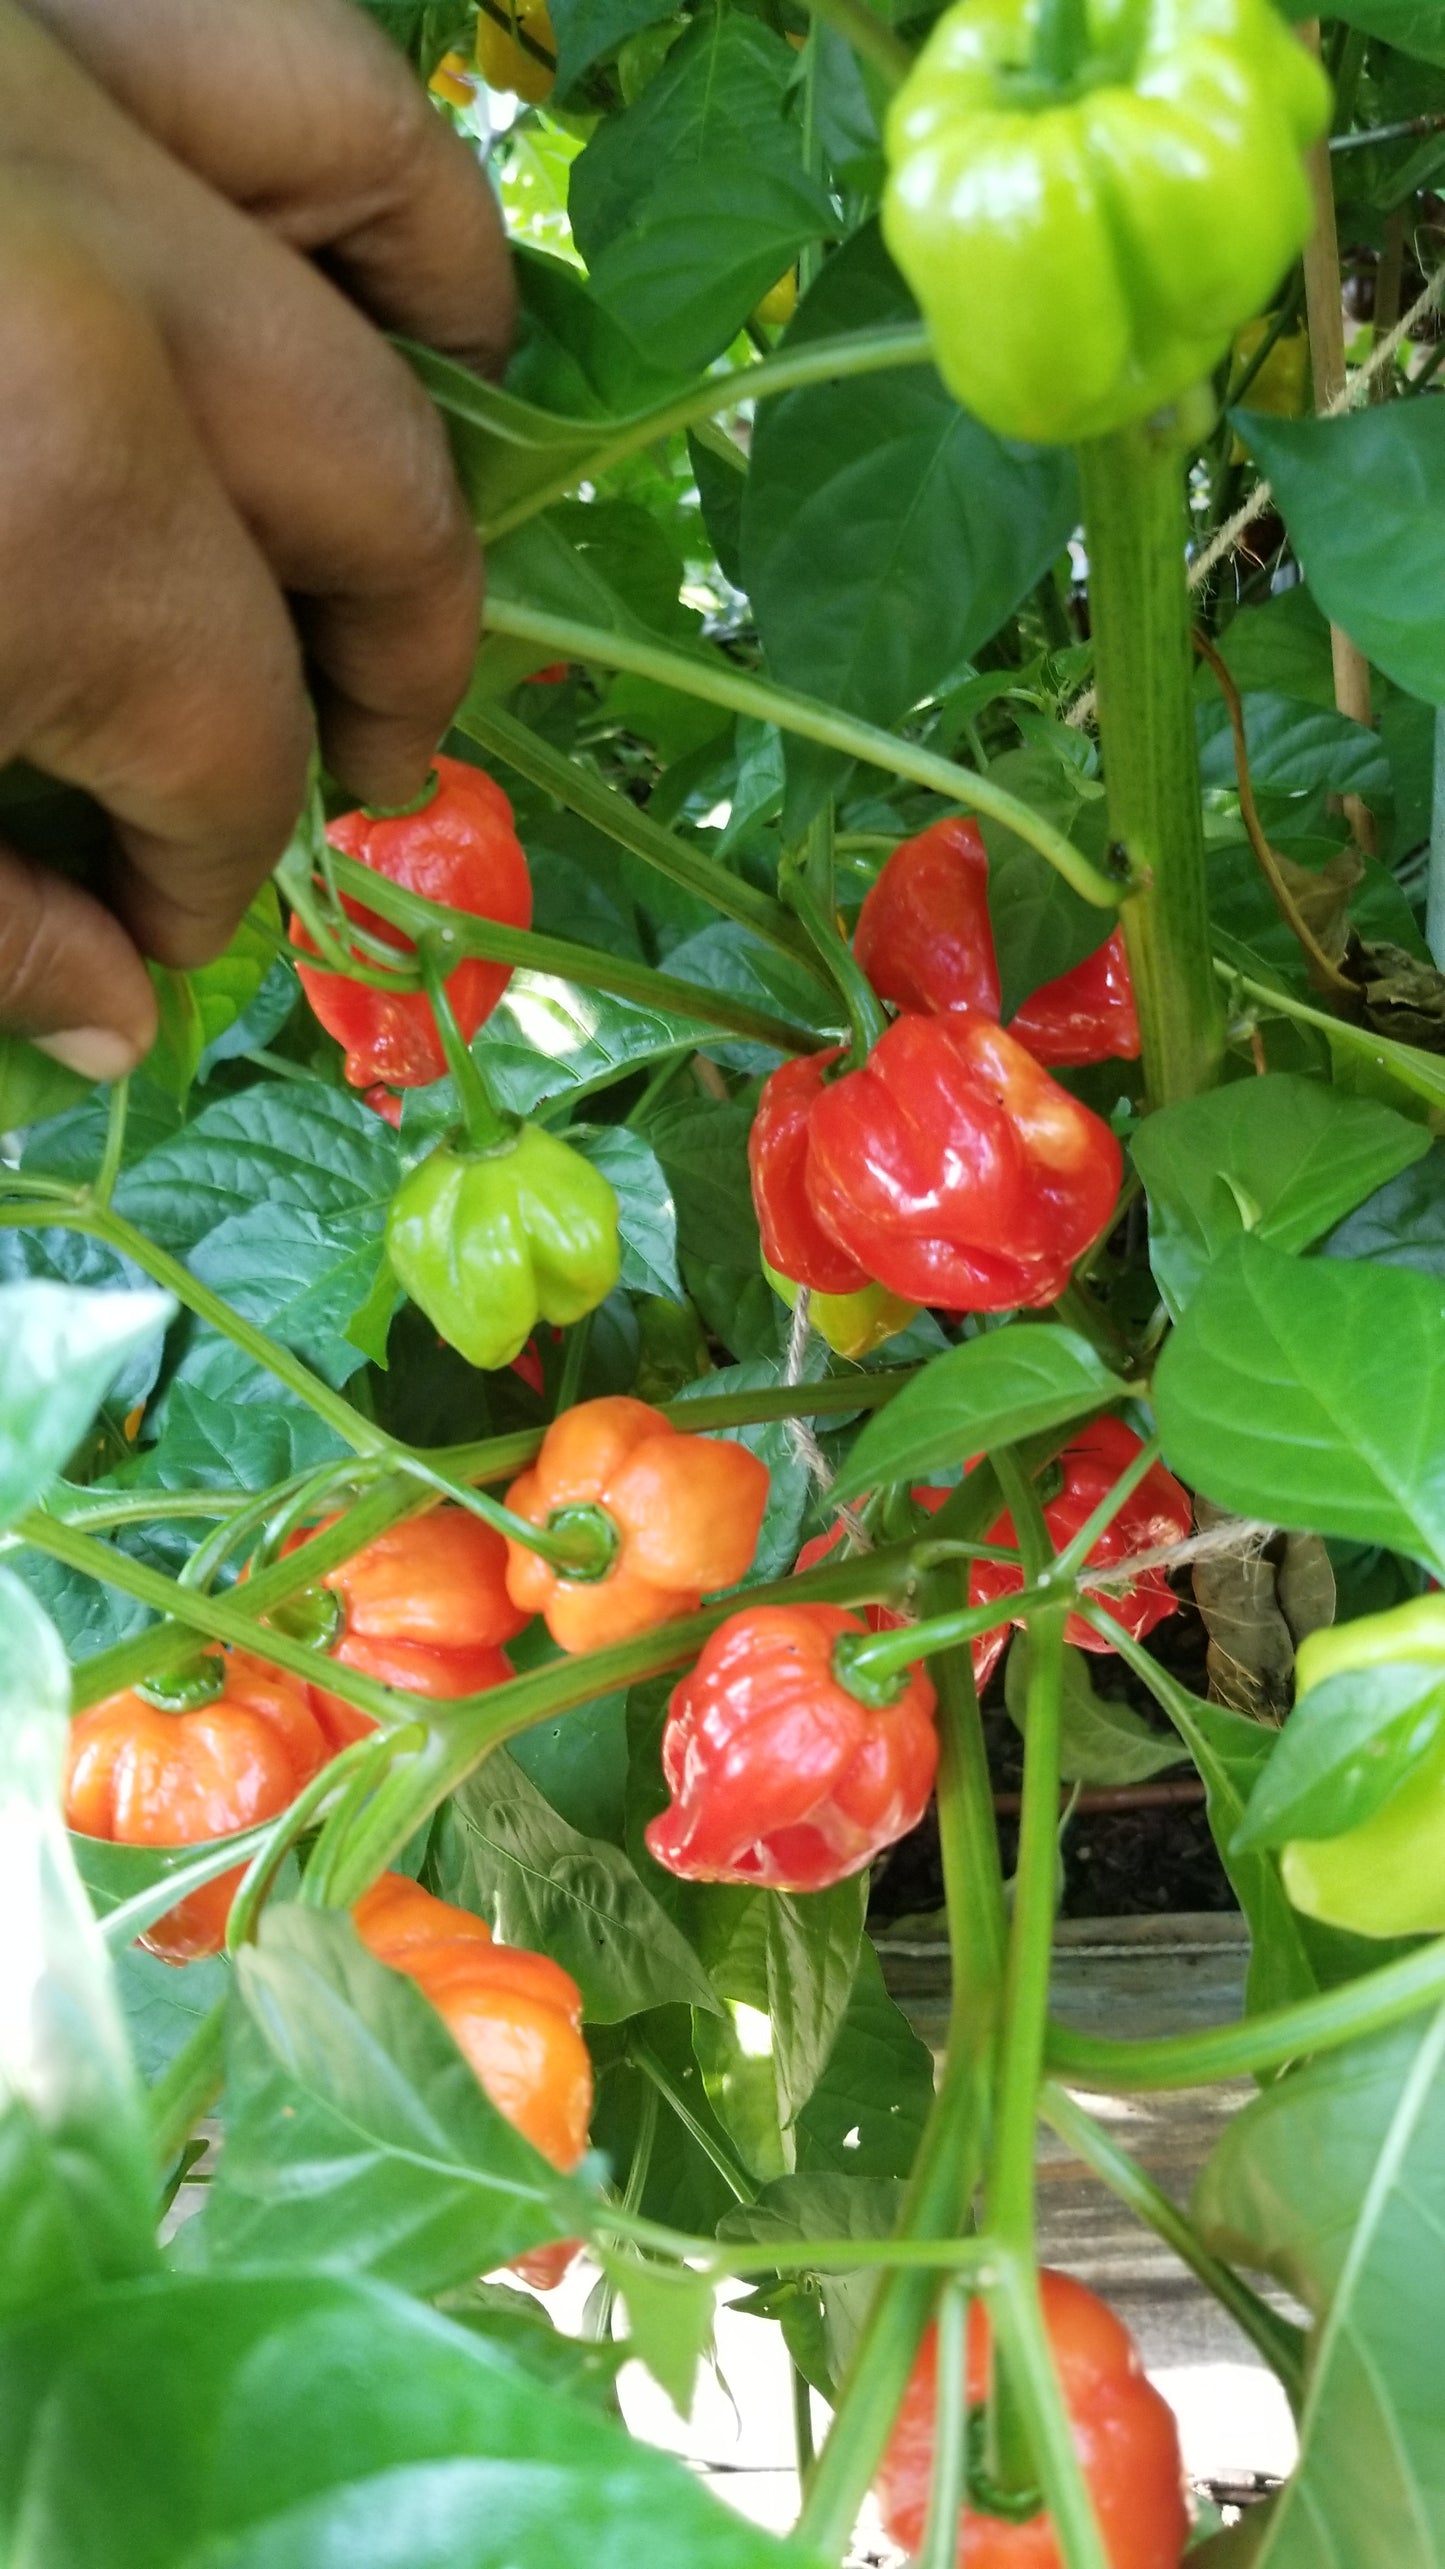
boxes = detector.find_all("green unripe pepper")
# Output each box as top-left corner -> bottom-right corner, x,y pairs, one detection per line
881,0 -> 1329,447
386,1124 -> 620,1372
1281,1596 -> 1445,1940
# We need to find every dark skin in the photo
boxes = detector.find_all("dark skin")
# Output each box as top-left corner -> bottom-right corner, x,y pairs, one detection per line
0,0 -> 515,1075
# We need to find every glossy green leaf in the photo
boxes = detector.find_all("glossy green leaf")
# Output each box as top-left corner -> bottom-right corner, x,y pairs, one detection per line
1154,1235 -> 1445,1574
600,2248 -> 715,2414
0,1281 -> 175,1530
1236,1660 -> 1445,1850
115,1078 -> 398,1255
1237,404 -> 1445,705
1196,693 -> 1391,799
1006,1637 -> 1188,1786
1132,1073 -> 1429,1317
833,1327 -> 1121,1502
1323,1145 -> 1445,1274
201,1906 -> 586,2289
981,749 -> 1114,1019
794,1939 -> 936,2180
186,1203 -> 384,1390
434,1752 -> 722,2022
569,1123 -> 681,1299
0,2268 -> 825,2569
0,1572 -> 157,2318
1279,0 -> 1445,59
765,1875 -> 868,2129
720,2172 -> 905,2398
1196,2015 -> 1445,2567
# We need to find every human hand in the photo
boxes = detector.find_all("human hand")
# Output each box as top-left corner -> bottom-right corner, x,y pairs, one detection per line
0,0 -> 513,1077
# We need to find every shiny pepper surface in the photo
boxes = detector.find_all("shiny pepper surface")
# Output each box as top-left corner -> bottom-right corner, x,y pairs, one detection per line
281,1510 -> 528,1749
645,1602 -> 938,1890
754,1017 -> 1122,1312
970,1417 -> 1189,1691
386,1125 -> 620,1372
876,2270 -> 1188,2568
65,1653 -> 327,1964
765,1260 -> 920,1361
505,1396 -> 770,1652
475,0 -> 556,101
1281,1597 -> 1445,1939
291,757 -> 532,1090
354,1873 -> 591,2170
882,0 -> 1328,446
855,819 -> 1138,1067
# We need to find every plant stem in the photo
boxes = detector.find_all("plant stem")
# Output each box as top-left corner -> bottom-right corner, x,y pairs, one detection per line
798,1588 -> 1007,2559
1038,2082 -> 1306,2406
92,1077 -> 130,1210
419,947 -> 513,1151
917,2281 -> 969,2569
477,605 -> 1121,912
987,2256 -> 1109,2569
836,1577 -> 1062,1697
630,2040 -> 756,2205
782,868 -> 887,1064
149,1997 -> 227,2168
1078,417 -> 1225,1104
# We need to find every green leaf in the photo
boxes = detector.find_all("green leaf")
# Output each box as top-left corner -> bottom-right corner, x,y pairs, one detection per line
1154,1235 -> 1445,1575
981,749 -> 1114,1019
0,1033 -> 93,1129
569,1123 -> 680,1299
1197,692 -> 1390,799
1235,1660 -> 1445,1850
202,1906 -> 586,2290
1195,2015 -> 1445,2567
833,1327 -> 1120,1502
1236,403 -> 1445,706
741,224 -> 1077,822
0,1281 -> 175,1529
1132,1072 -> 1430,1317
548,0 -> 679,94
673,1351 -> 826,1579
1006,1637 -> 1188,1786
129,1384 -> 349,1491
0,2268 -> 826,2569
649,1097 -> 761,1272
794,1938 -> 936,2181
434,1752 -> 723,2022
600,2248 -> 715,2414
0,1572 -> 157,2318
662,921 -> 840,1074
720,2172 -> 905,2398
569,16 -> 835,376
765,1876 -> 867,2129
185,1202 -> 385,1390
115,1078 -> 398,1255
1324,1144 -> 1445,1274
1279,0 -> 1445,60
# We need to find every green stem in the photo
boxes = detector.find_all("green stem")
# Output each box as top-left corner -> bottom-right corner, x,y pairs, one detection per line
1031,0 -> 1089,85
1050,1435 -> 1161,1581
986,2256 -> 1109,2569
1038,2082 -> 1307,2406
836,1578 -> 1060,1698
630,2040 -> 756,2205
1078,416 -> 1226,1104
460,326 -> 931,543
149,1997 -> 227,2168
92,1077 -> 130,1211
332,844 -> 834,1051
782,868 -> 887,1065
798,1587 -> 1007,2559
477,606 -> 1121,912
456,699 -> 824,976
793,2365 -> 817,2481
553,1312 -> 591,1415
917,2282 -> 969,2569
419,946 -> 513,1151
434,1365 -> 919,1482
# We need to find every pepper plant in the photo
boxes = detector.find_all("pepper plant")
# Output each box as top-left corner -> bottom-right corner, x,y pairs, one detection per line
5,0 -> 1445,2562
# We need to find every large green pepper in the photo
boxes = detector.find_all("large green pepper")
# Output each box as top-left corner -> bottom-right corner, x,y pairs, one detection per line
881,0 -> 1329,447
1281,1596 -> 1445,1940
386,1125 -> 620,1371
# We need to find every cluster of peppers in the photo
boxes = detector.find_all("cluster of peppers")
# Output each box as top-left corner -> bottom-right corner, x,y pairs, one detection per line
751,817 -> 1135,1354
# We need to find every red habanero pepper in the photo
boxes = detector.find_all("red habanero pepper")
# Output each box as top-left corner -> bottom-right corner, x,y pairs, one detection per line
875,2270 -> 1189,2569
753,1015 -> 1121,1312
854,820 -> 1139,1066
969,1417 -> 1190,1691
645,1601 -> 938,1890
854,816 -> 1001,1020
361,1084 -> 404,1129
278,1509 -> 529,1749
504,1396 -> 770,1653
291,755 -> 532,1089
64,1652 -> 328,1963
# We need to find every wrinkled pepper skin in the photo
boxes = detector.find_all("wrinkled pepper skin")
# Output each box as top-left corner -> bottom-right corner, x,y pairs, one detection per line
882,0 -> 1329,446
764,1260 -> 920,1360
475,0 -> 556,101
65,1653 -> 327,1963
876,2269 -> 1189,2568
353,1873 -> 591,2172
855,820 -> 1138,1066
386,1126 -> 620,1372
757,1014 -> 1122,1312
505,1396 -> 770,1651
645,1601 -> 938,1890
854,816 -> 1001,1022
291,757 -> 532,1090
970,1416 -> 1190,1690
750,1049 -> 872,1297
1281,1596 -> 1445,1939
280,1510 -> 529,1748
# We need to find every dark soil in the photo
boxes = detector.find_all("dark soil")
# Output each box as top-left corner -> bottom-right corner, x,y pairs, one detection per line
868,1599 -> 1239,1928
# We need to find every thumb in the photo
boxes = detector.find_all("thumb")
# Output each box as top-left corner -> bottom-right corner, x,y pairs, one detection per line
0,837 -> 158,1080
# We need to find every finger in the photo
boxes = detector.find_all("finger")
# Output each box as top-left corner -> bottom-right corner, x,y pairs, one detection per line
18,0 -> 517,372
0,840 -> 157,1073
0,197 -> 312,969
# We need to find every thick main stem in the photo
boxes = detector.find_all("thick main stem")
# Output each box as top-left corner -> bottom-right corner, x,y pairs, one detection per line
1078,419 -> 1225,1106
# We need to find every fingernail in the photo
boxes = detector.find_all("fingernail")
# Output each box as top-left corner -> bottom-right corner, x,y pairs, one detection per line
32,1028 -> 142,1081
